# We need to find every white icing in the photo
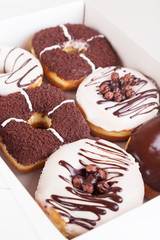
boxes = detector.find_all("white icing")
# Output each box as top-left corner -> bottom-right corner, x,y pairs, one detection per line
76,67 -> 159,131
2,120 -> 64,142
39,33 -> 104,57
39,45 -> 60,58
62,40 -> 88,52
1,118 -> 28,127
60,24 -> 72,41
48,99 -> 74,115
0,46 -> 43,96
79,53 -> 96,71
87,34 -> 104,42
35,139 -> 144,238
47,128 -> 64,143
20,89 -> 33,112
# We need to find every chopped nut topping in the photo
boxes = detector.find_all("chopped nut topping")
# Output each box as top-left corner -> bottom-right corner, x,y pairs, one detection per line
72,175 -> 85,189
97,180 -> 110,193
82,183 -> 94,194
104,91 -> 114,101
99,71 -> 140,102
72,164 -> 109,195
86,164 -> 98,174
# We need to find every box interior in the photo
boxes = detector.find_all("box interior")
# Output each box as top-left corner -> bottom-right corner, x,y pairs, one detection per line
84,0 -> 160,84
0,0 -> 160,239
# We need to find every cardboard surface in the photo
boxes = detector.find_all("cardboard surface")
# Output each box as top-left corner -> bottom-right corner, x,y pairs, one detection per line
0,0 -> 83,20
85,0 -> 160,63
0,0 -> 160,239
84,0 -> 160,82
0,155 -> 66,240
0,0 -> 84,49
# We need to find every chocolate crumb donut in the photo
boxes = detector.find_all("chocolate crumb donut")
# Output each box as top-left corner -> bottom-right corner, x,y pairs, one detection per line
0,84 -> 90,172
31,23 -> 117,90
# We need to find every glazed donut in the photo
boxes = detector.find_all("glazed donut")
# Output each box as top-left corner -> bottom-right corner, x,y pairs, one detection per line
31,23 -> 116,90
0,84 -> 90,172
35,138 -> 144,239
76,66 -> 159,141
0,45 -> 43,96
126,115 -> 160,199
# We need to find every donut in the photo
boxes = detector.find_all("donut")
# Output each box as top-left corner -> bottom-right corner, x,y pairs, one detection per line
76,66 -> 159,141
126,115 -> 160,199
31,23 -> 117,90
0,84 -> 90,172
0,45 -> 43,96
35,138 -> 144,238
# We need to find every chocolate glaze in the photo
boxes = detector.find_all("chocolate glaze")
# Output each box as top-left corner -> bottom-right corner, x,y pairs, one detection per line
127,115 -> 160,192
32,24 -> 117,80
0,84 -> 90,165
46,140 -> 134,230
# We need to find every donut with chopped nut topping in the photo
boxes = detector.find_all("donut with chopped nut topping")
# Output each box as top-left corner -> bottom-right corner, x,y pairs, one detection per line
76,66 -> 159,141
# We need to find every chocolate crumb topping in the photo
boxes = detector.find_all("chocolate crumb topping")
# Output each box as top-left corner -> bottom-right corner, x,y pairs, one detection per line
0,84 -> 90,166
32,24 -> 117,80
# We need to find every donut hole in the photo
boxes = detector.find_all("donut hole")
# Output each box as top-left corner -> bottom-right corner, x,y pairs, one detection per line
64,46 -> 85,55
28,113 -> 52,129
63,40 -> 88,55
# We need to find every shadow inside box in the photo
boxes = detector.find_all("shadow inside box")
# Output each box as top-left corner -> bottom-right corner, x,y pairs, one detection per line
0,151 -> 43,198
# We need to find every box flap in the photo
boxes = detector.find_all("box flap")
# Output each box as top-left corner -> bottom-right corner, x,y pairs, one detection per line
84,0 -> 160,83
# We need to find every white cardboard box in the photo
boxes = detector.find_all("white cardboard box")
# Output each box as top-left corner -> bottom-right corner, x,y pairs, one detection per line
0,0 -> 160,239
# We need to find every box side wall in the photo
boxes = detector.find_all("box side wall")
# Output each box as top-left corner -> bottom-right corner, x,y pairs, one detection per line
0,0 -> 84,50
0,0 -> 83,20
0,156 -> 66,240
0,1 -> 159,240
84,0 -> 160,85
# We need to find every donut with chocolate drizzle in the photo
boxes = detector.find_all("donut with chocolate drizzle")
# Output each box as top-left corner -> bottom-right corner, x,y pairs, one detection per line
0,45 -> 43,96
35,138 -> 144,238
76,66 -> 159,141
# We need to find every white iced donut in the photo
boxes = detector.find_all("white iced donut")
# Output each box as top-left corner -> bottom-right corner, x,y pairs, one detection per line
76,66 -> 159,141
35,138 -> 144,239
0,46 -> 43,96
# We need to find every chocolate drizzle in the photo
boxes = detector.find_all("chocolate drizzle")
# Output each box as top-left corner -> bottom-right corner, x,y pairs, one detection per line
0,47 -> 42,87
85,66 -> 120,87
102,89 -> 159,118
46,140 -> 133,230
85,67 -> 159,118
3,47 -> 16,73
